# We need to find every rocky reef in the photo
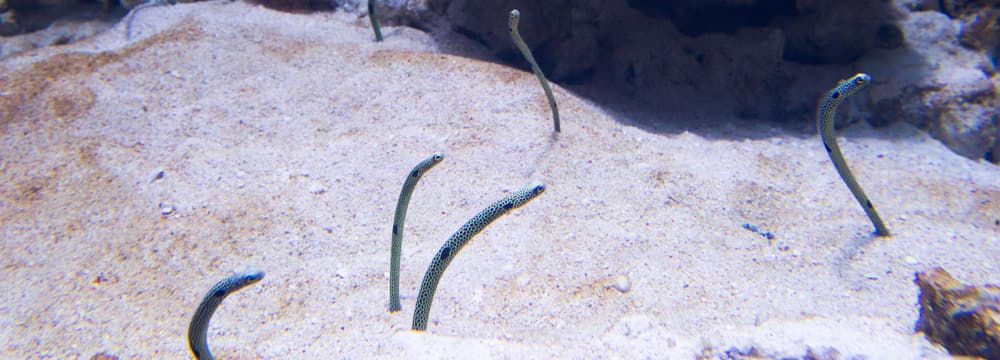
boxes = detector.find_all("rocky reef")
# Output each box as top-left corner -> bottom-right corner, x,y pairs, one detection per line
352,0 -> 1000,163
2,0 -> 998,162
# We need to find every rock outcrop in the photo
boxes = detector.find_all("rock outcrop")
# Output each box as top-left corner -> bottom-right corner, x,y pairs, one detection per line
916,267 -> 1000,359
344,0 -> 1000,163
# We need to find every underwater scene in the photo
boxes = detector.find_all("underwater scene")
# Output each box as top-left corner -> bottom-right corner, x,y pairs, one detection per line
1,0 -> 999,359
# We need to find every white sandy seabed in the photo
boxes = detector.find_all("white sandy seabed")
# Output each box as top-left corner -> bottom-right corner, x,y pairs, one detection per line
0,2 -> 998,359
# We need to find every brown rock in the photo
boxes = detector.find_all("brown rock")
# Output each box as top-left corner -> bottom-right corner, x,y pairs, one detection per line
941,0 -> 1000,18
89,353 -> 119,360
0,10 -> 17,36
915,267 -> 1000,359
959,8 -> 1000,51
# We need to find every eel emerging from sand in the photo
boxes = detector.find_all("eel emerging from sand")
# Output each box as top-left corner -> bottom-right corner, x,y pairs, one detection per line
817,73 -> 890,236
389,152 -> 444,312
509,9 -> 560,133
188,269 -> 264,360
412,181 -> 545,331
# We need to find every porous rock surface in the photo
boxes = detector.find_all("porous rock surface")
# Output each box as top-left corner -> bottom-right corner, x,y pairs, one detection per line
915,267 -> 1000,359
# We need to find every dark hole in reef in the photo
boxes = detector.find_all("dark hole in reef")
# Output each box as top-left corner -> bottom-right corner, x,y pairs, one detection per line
50,35 -> 72,45
625,0 -> 798,36
402,18 -> 432,34
875,23 -> 905,49
560,67 -> 596,85
453,25 -> 491,49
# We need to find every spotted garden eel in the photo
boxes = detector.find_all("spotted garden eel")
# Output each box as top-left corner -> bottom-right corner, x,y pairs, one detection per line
509,9 -> 560,133
411,181 -> 546,331
390,152 -> 444,312
123,0 -> 175,40
818,73 -> 890,236
368,0 -> 383,42
188,269 -> 264,360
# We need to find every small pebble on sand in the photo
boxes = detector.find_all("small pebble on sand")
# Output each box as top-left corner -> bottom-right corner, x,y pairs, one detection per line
150,168 -> 165,182
608,274 -> 631,293
309,182 -> 326,194
159,203 -> 174,215
516,274 -> 531,287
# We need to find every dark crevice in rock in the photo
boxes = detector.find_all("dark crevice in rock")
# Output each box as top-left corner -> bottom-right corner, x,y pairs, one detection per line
559,67 -> 596,85
3,0 -> 116,35
875,23 -> 906,49
625,0 -> 798,36
451,24 -> 490,49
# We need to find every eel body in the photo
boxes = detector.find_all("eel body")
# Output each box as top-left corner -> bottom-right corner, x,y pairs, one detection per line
368,0 -> 383,42
390,152 -> 444,312
411,181 -> 545,331
817,73 -> 890,236
188,269 -> 264,360
509,9 -> 560,133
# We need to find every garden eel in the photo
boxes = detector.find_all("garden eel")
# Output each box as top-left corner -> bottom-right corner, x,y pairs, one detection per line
368,0 -> 383,42
509,9 -> 561,133
390,152 -> 444,313
123,0 -> 175,40
818,73 -> 890,236
411,181 -> 546,331
188,269 -> 264,360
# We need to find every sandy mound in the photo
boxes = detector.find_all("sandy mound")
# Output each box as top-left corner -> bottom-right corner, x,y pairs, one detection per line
1,2 -> 997,358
